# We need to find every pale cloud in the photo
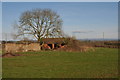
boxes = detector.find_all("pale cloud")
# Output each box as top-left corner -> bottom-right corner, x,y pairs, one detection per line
72,31 -> 94,33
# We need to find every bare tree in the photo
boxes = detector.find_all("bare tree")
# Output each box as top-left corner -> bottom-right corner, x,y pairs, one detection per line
14,9 -> 63,43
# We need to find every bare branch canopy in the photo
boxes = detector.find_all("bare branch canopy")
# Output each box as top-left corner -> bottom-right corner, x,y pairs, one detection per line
14,9 -> 63,42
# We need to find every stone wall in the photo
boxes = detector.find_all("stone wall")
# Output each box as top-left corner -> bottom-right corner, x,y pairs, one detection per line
4,43 -> 40,53
3,42 -> 65,53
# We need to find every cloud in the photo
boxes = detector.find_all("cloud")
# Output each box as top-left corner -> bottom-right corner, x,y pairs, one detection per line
72,31 -> 94,34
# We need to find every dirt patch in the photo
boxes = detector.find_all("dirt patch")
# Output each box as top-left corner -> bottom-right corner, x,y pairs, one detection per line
2,53 -> 22,58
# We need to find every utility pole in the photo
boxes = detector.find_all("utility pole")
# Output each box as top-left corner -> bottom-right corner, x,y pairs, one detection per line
5,33 -> 7,43
103,32 -> 104,41
103,32 -> 104,46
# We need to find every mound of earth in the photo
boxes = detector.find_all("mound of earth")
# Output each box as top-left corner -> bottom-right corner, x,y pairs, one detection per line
57,45 -> 94,52
2,53 -> 21,58
57,38 -> 95,52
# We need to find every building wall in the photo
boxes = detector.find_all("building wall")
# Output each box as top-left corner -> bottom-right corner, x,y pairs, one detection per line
4,43 -> 40,53
3,42 -> 64,53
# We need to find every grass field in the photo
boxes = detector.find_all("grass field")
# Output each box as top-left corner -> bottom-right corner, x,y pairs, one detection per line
2,48 -> 118,78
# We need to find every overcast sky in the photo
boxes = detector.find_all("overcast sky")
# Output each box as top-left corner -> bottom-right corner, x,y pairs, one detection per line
1,2 -> 118,40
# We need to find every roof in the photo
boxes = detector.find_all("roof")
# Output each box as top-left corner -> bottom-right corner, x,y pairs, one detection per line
42,38 -> 65,44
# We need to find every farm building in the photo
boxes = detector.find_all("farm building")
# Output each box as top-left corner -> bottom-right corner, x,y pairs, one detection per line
2,38 -> 67,53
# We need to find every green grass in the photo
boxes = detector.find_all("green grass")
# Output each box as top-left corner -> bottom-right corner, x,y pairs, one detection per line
2,48 -> 118,78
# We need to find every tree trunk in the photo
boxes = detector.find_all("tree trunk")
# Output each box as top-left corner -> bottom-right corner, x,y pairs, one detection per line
38,38 -> 43,50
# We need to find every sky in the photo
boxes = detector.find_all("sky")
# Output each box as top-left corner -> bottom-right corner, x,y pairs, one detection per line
0,2 -> 2,40
1,0 -> 119,2
2,2 -> 118,40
